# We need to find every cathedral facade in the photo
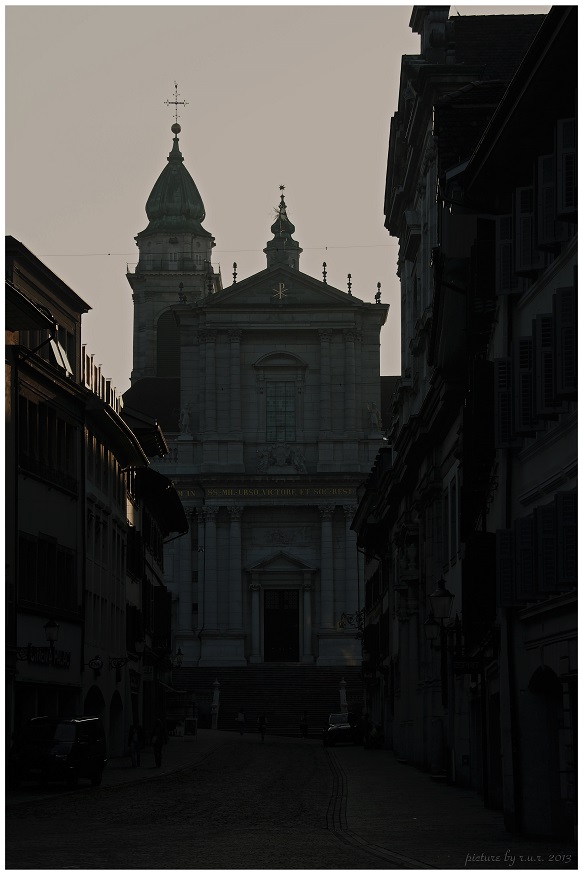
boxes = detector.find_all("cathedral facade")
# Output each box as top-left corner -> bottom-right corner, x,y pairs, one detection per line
124,122 -> 389,671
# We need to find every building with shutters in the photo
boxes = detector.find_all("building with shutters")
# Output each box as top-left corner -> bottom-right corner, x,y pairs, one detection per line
5,237 -> 187,758
122,121 -> 390,723
352,5 -> 576,839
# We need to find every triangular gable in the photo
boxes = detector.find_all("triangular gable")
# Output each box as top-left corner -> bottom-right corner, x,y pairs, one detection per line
202,264 -> 365,310
245,549 -> 317,574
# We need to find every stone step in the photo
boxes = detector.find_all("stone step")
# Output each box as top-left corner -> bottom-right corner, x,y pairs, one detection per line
170,665 -> 363,731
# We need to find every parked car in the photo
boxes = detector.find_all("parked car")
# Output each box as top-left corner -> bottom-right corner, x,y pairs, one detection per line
8,716 -> 107,789
322,712 -> 358,746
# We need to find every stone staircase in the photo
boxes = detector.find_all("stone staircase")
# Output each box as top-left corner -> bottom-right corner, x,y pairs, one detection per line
171,665 -> 364,738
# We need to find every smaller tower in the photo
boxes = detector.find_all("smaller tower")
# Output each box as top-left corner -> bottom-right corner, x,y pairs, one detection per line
263,186 -> 302,270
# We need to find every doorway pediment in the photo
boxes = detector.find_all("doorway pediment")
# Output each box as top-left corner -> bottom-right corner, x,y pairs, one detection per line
245,550 -> 316,574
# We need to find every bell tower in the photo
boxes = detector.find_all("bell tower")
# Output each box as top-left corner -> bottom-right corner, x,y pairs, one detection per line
127,85 -> 221,383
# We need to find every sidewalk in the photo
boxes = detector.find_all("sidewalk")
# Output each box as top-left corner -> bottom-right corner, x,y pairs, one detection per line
333,746 -> 578,870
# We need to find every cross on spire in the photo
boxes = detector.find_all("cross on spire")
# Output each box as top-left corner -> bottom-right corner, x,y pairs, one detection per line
165,81 -> 189,125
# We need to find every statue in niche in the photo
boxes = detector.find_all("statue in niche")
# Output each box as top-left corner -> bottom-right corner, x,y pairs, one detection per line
406,538 -> 418,572
367,402 -> 382,432
179,403 -> 192,435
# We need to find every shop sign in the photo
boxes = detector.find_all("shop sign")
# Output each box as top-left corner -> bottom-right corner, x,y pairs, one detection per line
17,645 -> 71,669
453,659 -> 482,676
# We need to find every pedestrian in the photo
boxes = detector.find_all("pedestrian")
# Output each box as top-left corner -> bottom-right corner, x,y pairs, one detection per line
299,710 -> 309,738
235,708 -> 246,736
257,713 -> 267,742
128,723 -> 142,767
152,719 -> 165,767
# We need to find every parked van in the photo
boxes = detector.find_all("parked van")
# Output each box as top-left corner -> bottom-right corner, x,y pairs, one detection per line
8,716 -> 107,788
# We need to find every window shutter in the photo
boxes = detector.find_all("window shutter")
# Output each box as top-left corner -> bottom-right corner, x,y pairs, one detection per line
515,187 -> 545,274
496,529 -> 515,608
554,286 -> 577,397
514,516 -> 536,601
557,119 -> 577,216
537,154 -> 569,247
513,337 -> 539,434
496,216 -> 526,295
556,491 -> 577,586
494,358 -> 520,448
534,503 -> 557,594
534,313 -> 569,417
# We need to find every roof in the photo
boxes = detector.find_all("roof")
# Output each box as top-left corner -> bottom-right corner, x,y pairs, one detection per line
434,80 -> 511,175
122,378 -> 180,436
465,6 -> 577,204
121,405 -> 169,458
451,15 -> 544,81
5,236 -> 91,316
135,466 -> 188,536
138,131 -> 212,238
5,281 -> 56,332
85,396 -> 150,468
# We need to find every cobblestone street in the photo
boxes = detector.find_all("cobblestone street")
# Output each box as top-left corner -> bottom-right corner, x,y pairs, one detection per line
5,736 -> 392,870
6,731 -> 578,870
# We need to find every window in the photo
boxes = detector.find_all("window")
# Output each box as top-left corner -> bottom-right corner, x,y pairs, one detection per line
266,381 -> 296,441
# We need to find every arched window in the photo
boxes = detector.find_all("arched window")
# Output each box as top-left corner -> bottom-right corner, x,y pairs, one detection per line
157,312 -> 180,378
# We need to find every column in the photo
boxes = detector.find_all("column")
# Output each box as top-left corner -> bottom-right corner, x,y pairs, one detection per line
202,506 -> 218,630
197,511 -> 205,632
343,504 -> 358,615
319,329 -> 332,434
319,505 -> 335,629
177,514 -> 193,631
229,330 -> 242,433
344,330 -> 356,432
302,578 -> 313,661
228,506 -> 242,630
203,330 -> 217,433
250,582 -> 261,662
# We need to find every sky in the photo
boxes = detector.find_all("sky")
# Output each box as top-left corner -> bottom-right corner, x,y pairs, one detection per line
6,3 -> 549,396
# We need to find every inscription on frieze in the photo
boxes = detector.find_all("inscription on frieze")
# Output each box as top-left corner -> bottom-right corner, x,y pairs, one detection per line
175,485 -> 354,500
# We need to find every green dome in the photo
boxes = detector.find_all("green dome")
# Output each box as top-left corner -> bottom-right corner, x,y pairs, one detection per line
140,132 -> 211,237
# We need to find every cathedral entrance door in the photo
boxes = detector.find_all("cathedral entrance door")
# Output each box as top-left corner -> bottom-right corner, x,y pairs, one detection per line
264,589 -> 299,662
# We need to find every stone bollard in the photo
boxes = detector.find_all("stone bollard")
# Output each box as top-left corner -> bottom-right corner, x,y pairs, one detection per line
339,677 -> 348,713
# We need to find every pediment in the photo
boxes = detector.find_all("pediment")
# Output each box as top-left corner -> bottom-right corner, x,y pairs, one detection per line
203,265 -> 363,310
245,550 -> 317,573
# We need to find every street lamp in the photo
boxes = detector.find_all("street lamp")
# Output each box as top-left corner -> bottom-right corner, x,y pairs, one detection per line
17,618 -> 61,664
44,618 -> 59,664
428,578 -> 455,620
423,613 -> 440,643
426,579 -> 455,708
